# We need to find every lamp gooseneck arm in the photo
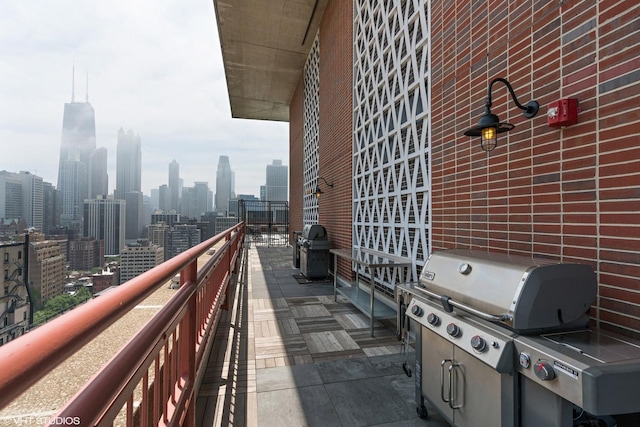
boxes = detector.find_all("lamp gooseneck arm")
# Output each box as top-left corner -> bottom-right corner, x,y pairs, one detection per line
486,77 -> 528,111
318,177 -> 333,188
485,77 -> 539,118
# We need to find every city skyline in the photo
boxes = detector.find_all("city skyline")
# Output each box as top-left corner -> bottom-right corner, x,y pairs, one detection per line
0,0 -> 288,197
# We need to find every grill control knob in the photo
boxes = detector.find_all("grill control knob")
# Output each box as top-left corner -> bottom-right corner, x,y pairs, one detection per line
411,304 -> 424,317
470,335 -> 487,352
446,323 -> 461,338
458,263 -> 472,275
427,313 -> 440,326
534,360 -> 556,381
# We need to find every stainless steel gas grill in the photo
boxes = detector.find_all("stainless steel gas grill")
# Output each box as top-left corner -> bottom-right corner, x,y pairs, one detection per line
298,224 -> 331,278
396,249 -> 640,427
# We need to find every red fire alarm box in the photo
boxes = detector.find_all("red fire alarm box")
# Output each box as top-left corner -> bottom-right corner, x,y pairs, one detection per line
547,98 -> 579,127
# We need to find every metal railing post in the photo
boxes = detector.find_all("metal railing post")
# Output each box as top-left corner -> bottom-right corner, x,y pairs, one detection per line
179,260 -> 197,427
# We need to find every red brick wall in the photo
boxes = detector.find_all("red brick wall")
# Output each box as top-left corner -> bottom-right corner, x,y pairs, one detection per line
289,77 -> 304,244
318,0 -> 353,277
431,1 -> 640,339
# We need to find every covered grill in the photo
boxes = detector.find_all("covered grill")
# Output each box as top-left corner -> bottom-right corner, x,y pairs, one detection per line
298,224 -> 331,278
398,249 -> 640,427
416,249 -> 596,333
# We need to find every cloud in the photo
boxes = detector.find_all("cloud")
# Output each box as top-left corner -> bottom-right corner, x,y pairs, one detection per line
0,0 -> 289,197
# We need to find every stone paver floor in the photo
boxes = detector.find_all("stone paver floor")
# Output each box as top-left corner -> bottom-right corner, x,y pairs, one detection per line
196,246 -> 449,427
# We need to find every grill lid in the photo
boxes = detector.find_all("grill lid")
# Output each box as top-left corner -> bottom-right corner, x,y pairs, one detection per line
301,224 -> 327,240
418,249 -> 597,333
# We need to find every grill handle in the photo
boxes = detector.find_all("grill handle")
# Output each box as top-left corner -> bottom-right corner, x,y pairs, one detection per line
416,286 -> 512,323
440,359 -> 452,404
449,364 -> 463,409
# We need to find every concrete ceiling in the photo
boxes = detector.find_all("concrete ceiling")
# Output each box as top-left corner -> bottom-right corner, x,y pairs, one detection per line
213,0 -> 328,122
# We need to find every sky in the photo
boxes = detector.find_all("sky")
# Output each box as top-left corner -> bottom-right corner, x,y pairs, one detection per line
0,0 -> 289,197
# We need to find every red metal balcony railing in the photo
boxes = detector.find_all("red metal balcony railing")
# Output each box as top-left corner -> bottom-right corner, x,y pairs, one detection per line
0,222 -> 245,426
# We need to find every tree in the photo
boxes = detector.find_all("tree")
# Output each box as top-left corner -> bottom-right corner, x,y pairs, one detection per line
33,287 -> 93,326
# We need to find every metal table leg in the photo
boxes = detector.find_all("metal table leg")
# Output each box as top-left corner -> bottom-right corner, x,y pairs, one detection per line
333,252 -> 338,302
370,265 -> 375,337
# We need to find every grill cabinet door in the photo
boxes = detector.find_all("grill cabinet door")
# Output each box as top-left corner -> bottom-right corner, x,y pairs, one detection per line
453,347 -> 510,427
421,327 -> 515,427
421,327 -> 455,424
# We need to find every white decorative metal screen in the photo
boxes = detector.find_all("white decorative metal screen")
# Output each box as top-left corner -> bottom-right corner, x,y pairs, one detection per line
353,0 -> 431,293
303,33 -> 320,225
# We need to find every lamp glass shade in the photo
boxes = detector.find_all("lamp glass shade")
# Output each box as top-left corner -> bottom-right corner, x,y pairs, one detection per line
482,126 -> 496,141
481,126 -> 498,151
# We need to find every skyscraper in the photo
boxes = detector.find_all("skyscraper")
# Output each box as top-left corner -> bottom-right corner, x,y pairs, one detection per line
115,128 -> 141,200
124,191 -> 143,241
115,129 -> 142,242
168,224 -> 200,259
88,147 -> 108,198
181,187 -> 197,219
168,160 -> 180,212
17,171 -> 43,230
83,196 -> 125,256
265,160 -> 288,201
148,222 -> 169,261
158,185 -> 170,212
42,182 -> 60,235
180,182 -> 211,220
215,156 -> 233,214
194,182 -> 211,218
57,72 -> 96,231
0,171 -> 43,230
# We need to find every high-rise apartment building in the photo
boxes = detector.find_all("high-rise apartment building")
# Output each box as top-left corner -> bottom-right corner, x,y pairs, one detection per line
0,172 -> 22,220
115,129 -> 142,242
168,160 -> 180,212
124,191 -> 143,242
158,185 -> 170,212
141,197 -> 153,237
83,196 -> 125,256
57,79 -> 96,231
150,188 -> 160,210
181,187 -> 197,220
147,222 -> 169,262
68,237 -> 103,270
151,213 -> 180,228
194,182 -> 212,216
42,182 -> 60,235
168,224 -> 200,259
215,156 -> 233,215
181,182 -> 211,220
265,160 -> 288,202
88,147 -> 108,198
115,128 -> 141,200
215,216 -> 239,236
0,171 -> 44,231
0,241 -> 29,345
17,172 -> 43,230
119,243 -> 163,284
25,234 -> 65,309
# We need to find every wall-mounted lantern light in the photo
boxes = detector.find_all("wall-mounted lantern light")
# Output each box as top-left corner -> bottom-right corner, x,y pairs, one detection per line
464,77 -> 539,151
314,177 -> 334,198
